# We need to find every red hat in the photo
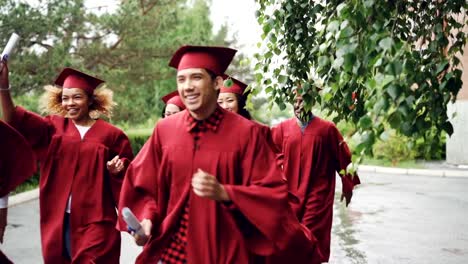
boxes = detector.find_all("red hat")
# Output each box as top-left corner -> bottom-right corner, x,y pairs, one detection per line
220,75 -> 249,96
55,68 -> 105,94
161,91 -> 185,110
169,45 -> 237,75
0,120 -> 37,196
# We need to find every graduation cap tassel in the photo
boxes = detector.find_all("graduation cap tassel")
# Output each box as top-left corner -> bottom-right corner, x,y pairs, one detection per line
223,77 -> 234,88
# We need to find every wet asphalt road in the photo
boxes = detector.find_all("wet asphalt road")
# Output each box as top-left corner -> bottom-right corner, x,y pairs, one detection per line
1,172 -> 468,263
330,172 -> 468,264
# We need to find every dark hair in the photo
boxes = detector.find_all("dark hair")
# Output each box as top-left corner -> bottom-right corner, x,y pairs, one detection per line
236,94 -> 252,120
204,69 -> 218,80
161,105 -> 167,118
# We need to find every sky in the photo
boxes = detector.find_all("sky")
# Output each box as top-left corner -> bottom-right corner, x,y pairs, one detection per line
83,0 -> 262,56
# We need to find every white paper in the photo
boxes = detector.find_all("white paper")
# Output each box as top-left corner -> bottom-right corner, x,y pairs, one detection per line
2,33 -> 20,61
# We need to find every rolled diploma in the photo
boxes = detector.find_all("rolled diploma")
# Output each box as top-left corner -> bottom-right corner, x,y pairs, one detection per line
2,33 -> 20,61
122,207 -> 147,238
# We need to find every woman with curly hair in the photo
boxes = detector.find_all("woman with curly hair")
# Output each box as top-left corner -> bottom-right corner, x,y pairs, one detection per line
0,62 -> 133,263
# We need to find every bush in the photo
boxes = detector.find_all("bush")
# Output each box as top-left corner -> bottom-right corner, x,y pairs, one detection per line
126,128 -> 153,156
372,130 -> 417,166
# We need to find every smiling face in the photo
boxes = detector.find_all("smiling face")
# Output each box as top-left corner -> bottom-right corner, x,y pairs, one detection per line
61,88 -> 91,123
164,103 -> 182,118
176,68 -> 222,120
217,92 -> 239,113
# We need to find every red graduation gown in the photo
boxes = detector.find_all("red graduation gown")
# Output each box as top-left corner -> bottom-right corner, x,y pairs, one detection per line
0,250 -> 13,264
119,109 -> 315,264
9,106 -> 133,263
0,121 -> 35,264
271,117 -> 361,262
0,120 -> 36,197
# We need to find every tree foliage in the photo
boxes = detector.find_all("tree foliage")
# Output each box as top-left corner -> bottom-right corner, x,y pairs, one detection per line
255,0 -> 467,160
0,0 -> 235,125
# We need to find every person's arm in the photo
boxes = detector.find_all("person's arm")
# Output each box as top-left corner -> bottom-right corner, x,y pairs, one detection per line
0,62 -> 15,123
330,125 -> 361,206
107,130 -> 134,206
118,126 -> 163,245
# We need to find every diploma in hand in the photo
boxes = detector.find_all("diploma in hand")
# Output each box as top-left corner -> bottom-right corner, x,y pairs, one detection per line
122,207 -> 147,239
2,33 -> 20,61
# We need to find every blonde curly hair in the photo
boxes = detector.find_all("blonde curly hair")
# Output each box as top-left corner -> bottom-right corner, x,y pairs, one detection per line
39,85 -> 116,119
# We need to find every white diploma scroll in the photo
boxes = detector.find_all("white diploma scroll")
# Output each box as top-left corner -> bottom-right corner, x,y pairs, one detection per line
122,207 -> 147,239
2,33 -> 20,61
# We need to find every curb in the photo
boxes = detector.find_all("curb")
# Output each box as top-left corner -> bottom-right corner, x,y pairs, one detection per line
358,165 -> 468,177
7,165 -> 468,207
9,188 -> 39,207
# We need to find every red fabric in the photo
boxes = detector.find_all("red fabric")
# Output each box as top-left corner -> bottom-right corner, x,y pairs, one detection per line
162,91 -> 186,110
159,111 -> 223,263
271,117 -> 361,262
119,108 -> 315,263
169,46 -> 237,75
0,250 -> 13,264
220,75 -> 247,95
0,120 -> 37,197
160,203 -> 189,263
9,106 -> 133,263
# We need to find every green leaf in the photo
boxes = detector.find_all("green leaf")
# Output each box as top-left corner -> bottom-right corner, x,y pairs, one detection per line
339,26 -> 354,38
373,97 -> 387,113
442,121 -> 454,136
318,56 -> 329,68
332,56 -> 344,69
388,111 -> 402,128
278,75 -> 287,84
379,37 -> 393,51
327,20 -> 340,32
359,115 -> 372,129
387,85 -> 401,100
436,60 -> 449,75
336,3 -> 347,16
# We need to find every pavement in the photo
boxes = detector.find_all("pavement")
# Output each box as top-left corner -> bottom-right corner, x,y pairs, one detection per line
7,163 -> 467,209
1,163 -> 467,263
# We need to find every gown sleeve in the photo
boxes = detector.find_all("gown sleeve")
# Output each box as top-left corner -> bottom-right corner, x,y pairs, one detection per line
118,126 -> 164,231
109,130 -> 134,207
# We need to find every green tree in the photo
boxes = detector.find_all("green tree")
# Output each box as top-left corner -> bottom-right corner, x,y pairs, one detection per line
0,0 -> 237,125
254,0 -> 467,161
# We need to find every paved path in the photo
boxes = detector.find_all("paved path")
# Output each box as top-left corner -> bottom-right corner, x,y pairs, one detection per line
1,171 -> 468,263
329,172 -> 468,264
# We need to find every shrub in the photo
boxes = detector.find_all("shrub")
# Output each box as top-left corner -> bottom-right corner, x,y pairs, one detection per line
126,128 -> 153,156
372,130 -> 417,166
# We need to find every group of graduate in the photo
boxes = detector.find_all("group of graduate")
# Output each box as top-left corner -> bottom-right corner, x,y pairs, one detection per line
0,44 -> 360,264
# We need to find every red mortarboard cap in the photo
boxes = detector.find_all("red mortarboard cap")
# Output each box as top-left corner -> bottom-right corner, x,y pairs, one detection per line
168,45 -> 237,75
54,68 -> 105,94
161,90 -> 186,110
0,120 -> 37,196
220,75 -> 248,95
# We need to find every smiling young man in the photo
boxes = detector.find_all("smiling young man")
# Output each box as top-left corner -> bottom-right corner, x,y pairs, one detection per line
119,45 -> 316,263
